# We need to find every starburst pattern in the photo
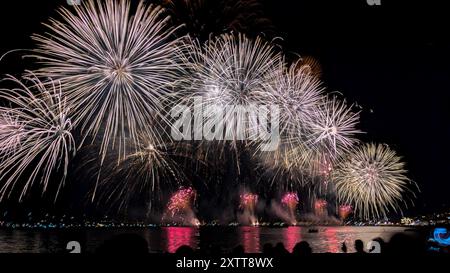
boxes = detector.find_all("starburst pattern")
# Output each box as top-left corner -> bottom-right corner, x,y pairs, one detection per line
334,143 -> 414,219
31,0 -> 185,161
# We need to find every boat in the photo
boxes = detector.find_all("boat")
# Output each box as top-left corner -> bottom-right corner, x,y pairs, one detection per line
308,228 -> 319,233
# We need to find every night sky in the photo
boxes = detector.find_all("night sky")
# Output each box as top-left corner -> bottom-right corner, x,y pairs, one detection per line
0,0 -> 448,216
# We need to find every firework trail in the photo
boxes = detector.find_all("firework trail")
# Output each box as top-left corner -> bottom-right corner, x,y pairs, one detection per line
240,193 -> 259,210
314,199 -> 328,217
91,134 -> 190,213
0,112 -> 24,159
334,143 -> 415,219
31,0 -> 186,162
161,0 -> 274,39
164,187 -> 199,226
0,74 -> 75,201
281,192 -> 299,225
257,144 -> 310,191
239,192 -> 259,225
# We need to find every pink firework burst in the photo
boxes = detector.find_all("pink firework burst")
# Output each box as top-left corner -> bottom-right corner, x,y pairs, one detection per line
314,199 -> 327,210
339,205 -> 353,220
281,192 -> 299,210
167,187 -> 197,216
239,193 -> 258,210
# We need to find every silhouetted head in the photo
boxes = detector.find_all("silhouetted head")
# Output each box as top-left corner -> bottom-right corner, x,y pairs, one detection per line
262,243 -> 273,255
388,233 -> 424,254
232,245 -> 245,255
97,233 -> 148,254
175,245 -> 195,255
274,242 -> 289,255
354,239 -> 365,253
292,241 -> 312,255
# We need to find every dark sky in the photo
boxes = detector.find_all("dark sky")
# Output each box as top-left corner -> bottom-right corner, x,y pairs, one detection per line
265,0 -> 450,212
0,0 -> 448,215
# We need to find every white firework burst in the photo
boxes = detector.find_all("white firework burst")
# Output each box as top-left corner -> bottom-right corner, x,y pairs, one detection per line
309,96 -> 361,159
334,143 -> 415,219
30,0 -> 185,162
267,60 -> 324,149
182,33 -> 282,149
0,112 -> 25,159
257,61 -> 325,188
0,74 -> 75,201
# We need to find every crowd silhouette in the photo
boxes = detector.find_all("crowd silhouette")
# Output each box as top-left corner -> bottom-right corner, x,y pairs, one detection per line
96,231 -> 439,254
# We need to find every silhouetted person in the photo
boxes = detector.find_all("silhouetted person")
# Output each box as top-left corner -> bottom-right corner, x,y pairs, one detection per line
388,233 -> 424,254
274,242 -> 289,255
97,234 -> 148,254
354,239 -> 366,254
292,241 -> 312,255
341,242 -> 348,253
262,243 -> 274,255
175,245 -> 195,255
231,245 -> 245,255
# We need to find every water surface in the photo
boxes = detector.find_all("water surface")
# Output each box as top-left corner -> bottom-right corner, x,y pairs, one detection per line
0,226 -> 418,253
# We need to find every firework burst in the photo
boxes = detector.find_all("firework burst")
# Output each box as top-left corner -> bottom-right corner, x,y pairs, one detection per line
268,60 -> 324,149
334,143 -> 414,219
239,192 -> 259,225
166,187 -> 197,216
314,199 -> 328,217
0,74 -> 75,201
281,192 -> 299,209
281,192 -> 299,225
339,204 -> 353,220
0,112 -> 24,159
257,60 -> 324,186
31,0 -> 185,162
309,96 -> 361,159
240,192 -> 259,210
164,186 -> 199,226
93,134 -> 188,212
183,33 -> 282,147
